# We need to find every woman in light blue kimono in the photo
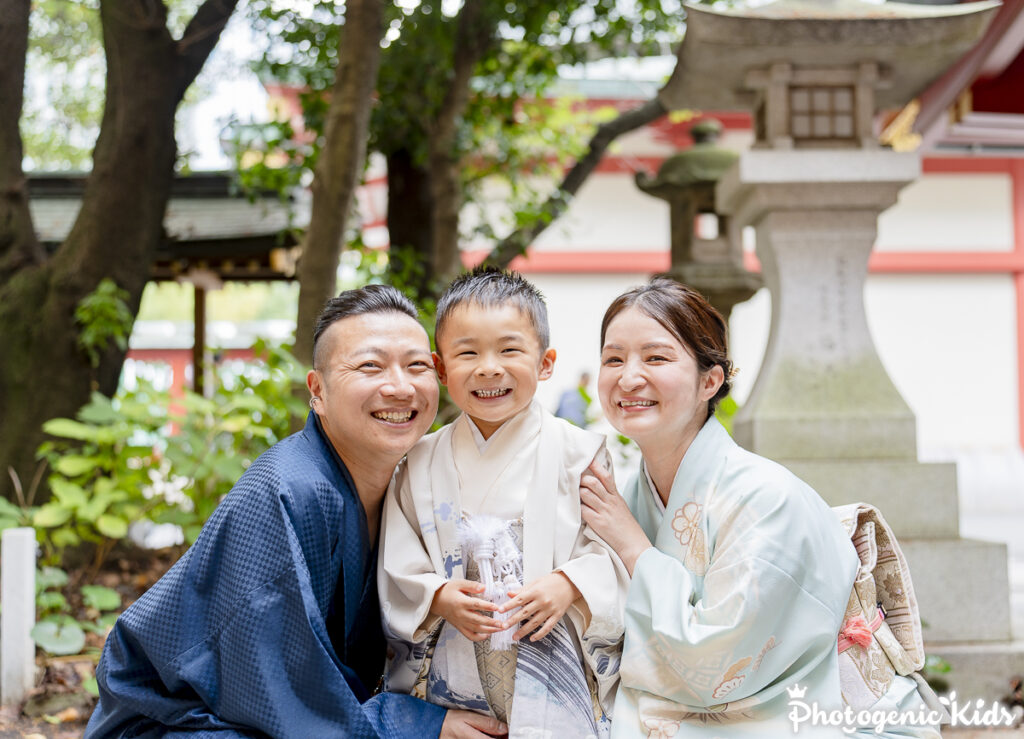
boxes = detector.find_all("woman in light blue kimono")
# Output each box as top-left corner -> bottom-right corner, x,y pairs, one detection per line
580,278 -> 942,738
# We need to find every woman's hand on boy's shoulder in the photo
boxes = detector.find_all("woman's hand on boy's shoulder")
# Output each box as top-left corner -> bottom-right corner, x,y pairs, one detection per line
581,461 -> 651,576
430,579 -> 506,642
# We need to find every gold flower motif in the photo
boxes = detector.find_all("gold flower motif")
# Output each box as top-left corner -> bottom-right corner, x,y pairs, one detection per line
881,572 -> 905,603
671,501 -> 708,575
671,501 -> 702,545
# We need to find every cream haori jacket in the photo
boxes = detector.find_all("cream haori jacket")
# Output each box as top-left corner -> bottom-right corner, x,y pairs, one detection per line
378,402 -> 629,735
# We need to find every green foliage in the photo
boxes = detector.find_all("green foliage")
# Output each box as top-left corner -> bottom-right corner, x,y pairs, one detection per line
22,0 -> 104,170
75,279 -> 134,368
36,343 -> 307,566
233,1 -> 682,264
21,0 -> 213,171
715,395 -> 739,436
31,617 -> 86,656
31,566 -> 120,657
0,495 -> 32,532
81,584 -> 121,611
157,340 -> 308,538
922,653 -> 952,694
36,389 -> 164,565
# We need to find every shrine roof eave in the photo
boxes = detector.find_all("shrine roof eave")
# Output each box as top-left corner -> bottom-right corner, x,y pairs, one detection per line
658,0 -> 1000,113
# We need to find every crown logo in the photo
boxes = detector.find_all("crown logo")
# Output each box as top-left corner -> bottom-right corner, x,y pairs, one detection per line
786,684 -> 808,700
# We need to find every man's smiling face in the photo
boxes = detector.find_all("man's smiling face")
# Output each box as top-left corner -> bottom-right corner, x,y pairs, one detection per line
309,311 -> 438,467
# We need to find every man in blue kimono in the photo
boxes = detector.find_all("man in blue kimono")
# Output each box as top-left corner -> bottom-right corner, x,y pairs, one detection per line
87,286 -> 507,739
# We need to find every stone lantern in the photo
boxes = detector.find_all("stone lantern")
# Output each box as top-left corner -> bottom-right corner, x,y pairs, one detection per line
635,119 -> 761,321
657,0 -> 1017,697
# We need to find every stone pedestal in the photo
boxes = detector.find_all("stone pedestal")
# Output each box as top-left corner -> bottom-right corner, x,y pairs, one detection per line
718,148 -> 1024,696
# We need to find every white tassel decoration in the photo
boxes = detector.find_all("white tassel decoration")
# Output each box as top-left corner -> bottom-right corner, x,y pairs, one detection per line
459,515 -> 522,651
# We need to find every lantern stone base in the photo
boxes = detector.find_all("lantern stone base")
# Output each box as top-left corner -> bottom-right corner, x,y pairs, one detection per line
718,147 -> 1021,701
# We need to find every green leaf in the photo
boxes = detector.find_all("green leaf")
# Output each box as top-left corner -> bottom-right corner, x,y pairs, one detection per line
0,516 -> 21,531
78,392 -> 119,424
33,503 -> 73,528
83,612 -> 118,635
184,524 -> 203,544
153,508 -> 196,526
36,566 -> 69,591
225,394 -> 267,412
220,415 -> 251,433
36,591 -> 68,613
54,455 -> 100,477
80,585 -> 120,612
77,484 -> 128,523
83,676 -> 99,697
49,477 -> 88,509
94,476 -> 115,496
95,514 -> 128,539
31,618 -> 86,655
50,527 -> 81,549
0,497 -> 27,519
212,455 -> 244,481
42,418 -> 101,442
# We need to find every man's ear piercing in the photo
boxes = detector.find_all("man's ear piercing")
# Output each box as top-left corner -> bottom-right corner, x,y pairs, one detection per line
309,396 -> 321,409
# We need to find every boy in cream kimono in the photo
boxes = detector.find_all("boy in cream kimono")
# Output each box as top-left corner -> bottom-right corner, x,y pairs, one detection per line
379,268 -> 628,738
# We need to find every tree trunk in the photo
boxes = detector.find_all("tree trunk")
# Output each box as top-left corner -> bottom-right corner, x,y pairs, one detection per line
293,0 -> 383,366
422,2 -> 494,291
0,0 -> 44,282
385,148 -> 435,301
0,0 -> 237,502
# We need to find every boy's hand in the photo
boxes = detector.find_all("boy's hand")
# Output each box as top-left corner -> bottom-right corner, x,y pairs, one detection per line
430,579 -> 506,642
497,571 -> 581,642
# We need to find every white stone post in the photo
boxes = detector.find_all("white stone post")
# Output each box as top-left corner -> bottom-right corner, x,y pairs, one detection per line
1,527 -> 36,706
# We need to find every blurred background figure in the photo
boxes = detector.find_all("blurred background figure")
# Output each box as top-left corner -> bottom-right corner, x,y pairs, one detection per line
555,371 -> 592,427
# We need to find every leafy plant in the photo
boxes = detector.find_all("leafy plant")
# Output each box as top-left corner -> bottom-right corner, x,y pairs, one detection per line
35,387 -> 168,568
30,566 -> 120,657
35,342 -> 308,565
75,278 -> 134,369
157,341 -> 307,541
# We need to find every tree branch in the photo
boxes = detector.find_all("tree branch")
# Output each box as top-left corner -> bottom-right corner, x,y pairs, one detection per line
0,0 -> 44,281
174,0 -> 239,102
482,96 -> 667,269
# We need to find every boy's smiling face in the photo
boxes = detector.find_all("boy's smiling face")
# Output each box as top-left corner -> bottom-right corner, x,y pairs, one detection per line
434,302 -> 556,439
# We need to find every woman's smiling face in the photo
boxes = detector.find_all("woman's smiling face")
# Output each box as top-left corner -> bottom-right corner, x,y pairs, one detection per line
599,306 -> 719,449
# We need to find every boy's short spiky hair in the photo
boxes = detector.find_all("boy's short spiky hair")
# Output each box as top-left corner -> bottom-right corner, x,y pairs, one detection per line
435,266 -> 550,351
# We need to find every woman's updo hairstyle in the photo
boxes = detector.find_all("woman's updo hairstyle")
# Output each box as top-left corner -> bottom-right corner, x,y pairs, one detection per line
600,277 -> 733,420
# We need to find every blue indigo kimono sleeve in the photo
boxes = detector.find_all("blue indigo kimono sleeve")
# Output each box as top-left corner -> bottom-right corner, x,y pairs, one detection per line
86,415 -> 445,739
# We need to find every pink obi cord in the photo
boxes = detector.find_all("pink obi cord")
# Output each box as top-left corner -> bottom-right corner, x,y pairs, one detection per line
837,606 -> 886,653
